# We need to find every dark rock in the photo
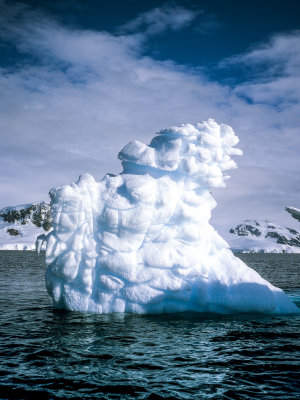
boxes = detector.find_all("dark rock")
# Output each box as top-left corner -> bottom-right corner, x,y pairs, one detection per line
230,223 -> 261,237
7,228 -> 20,236
265,231 -> 300,247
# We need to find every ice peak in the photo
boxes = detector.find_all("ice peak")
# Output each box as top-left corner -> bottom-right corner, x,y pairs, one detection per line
119,120 -> 242,188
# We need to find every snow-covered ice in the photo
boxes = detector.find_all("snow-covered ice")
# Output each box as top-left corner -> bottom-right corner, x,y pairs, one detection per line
42,119 -> 299,314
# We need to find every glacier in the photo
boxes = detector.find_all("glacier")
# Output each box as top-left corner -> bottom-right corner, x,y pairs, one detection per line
42,119 -> 298,314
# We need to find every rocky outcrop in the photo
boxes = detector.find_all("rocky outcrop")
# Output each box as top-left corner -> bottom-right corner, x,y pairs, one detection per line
286,207 -> 300,222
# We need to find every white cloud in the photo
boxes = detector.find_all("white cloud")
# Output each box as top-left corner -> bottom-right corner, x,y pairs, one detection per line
221,32 -> 300,107
0,2 -> 299,231
225,31 -> 300,75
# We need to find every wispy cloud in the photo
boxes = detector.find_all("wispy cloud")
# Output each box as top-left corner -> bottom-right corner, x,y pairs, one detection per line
0,1 -> 299,230
117,4 -> 199,36
220,31 -> 300,106
117,3 -> 222,37
222,31 -> 300,75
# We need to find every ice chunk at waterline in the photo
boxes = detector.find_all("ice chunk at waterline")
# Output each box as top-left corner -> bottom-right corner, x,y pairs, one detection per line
42,119 -> 298,314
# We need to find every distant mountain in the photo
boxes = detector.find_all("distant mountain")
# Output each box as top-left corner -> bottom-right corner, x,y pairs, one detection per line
227,219 -> 300,253
0,202 -> 51,250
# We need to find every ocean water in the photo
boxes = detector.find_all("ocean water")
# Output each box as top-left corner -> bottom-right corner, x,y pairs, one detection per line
0,251 -> 299,400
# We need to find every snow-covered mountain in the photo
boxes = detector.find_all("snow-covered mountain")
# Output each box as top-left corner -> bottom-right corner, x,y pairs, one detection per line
0,202 -> 51,250
227,219 -> 300,253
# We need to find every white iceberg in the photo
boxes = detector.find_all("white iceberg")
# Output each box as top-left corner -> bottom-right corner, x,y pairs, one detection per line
42,119 -> 298,314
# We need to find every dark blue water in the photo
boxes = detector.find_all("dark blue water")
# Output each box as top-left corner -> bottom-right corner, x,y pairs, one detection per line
0,251 -> 299,400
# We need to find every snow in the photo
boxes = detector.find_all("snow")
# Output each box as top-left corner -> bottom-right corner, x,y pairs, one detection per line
0,220 -> 43,250
226,219 -> 300,253
1,203 -> 40,212
0,202 -> 49,250
42,119 -> 299,314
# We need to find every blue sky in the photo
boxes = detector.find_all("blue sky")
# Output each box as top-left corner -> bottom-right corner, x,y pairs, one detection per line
0,0 -> 299,230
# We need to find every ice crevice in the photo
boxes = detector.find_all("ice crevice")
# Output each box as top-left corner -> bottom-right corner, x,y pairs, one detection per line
41,119 -> 299,314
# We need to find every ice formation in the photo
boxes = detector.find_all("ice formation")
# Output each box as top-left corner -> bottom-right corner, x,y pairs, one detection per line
43,119 -> 298,314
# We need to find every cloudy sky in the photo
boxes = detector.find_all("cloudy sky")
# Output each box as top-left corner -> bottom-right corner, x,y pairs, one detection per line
0,0 -> 299,231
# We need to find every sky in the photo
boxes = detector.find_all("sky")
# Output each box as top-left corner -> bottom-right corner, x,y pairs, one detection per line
0,0 -> 299,231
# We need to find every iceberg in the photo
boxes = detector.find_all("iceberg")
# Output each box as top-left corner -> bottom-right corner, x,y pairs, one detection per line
43,119 -> 298,314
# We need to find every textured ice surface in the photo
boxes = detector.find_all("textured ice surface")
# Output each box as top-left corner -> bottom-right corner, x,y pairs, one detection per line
43,119 -> 298,314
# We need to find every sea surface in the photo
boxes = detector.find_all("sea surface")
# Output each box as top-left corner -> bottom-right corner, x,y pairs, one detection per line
0,251 -> 299,400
